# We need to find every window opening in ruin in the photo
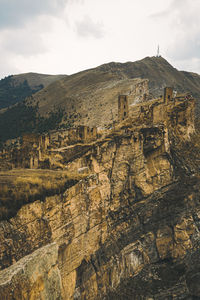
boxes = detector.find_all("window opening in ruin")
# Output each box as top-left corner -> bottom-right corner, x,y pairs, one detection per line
124,112 -> 126,116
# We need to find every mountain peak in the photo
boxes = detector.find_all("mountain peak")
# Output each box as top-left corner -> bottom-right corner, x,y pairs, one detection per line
138,55 -> 175,67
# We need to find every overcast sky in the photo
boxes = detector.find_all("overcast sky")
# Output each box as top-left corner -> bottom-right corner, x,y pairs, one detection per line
0,0 -> 199,79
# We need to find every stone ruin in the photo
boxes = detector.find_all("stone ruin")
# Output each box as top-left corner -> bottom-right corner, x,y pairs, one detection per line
118,87 -> 195,127
164,87 -> 173,104
127,79 -> 150,104
0,85 -> 195,171
22,133 -> 50,151
3,133 -> 51,169
3,126 -> 98,169
118,95 -> 129,122
68,125 -> 97,144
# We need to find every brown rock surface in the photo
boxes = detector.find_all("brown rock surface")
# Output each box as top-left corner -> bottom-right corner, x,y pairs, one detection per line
0,97 -> 200,299
0,243 -> 62,300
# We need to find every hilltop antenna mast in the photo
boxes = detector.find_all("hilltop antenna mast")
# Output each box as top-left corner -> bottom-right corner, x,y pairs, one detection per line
156,45 -> 160,57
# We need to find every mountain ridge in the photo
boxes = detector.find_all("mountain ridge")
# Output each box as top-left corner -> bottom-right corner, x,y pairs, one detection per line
12,72 -> 67,89
0,56 -> 200,143
0,72 -> 67,110
25,56 -> 200,120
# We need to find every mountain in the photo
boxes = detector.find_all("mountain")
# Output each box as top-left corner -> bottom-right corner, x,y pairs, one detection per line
0,72 -> 66,109
26,56 -> 200,121
12,72 -> 66,90
0,56 -> 200,143
98,56 -> 200,98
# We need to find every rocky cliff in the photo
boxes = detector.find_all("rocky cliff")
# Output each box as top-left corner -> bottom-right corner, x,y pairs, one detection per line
0,97 -> 200,299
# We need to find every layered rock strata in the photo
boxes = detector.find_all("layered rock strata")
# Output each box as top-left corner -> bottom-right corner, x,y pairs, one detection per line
0,98 -> 199,299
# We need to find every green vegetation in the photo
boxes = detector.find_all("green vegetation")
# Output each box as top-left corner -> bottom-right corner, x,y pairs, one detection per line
0,102 -> 65,143
36,108 -> 65,133
0,75 -> 44,109
0,102 -> 37,141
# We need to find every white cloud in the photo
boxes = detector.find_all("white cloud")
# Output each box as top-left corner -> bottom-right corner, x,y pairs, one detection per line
152,0 -> 200,62
0,1 -> 79,77
75,16 -> 104,38
0,0 -> 200,78
0,52 -> 20,77
1,19 -> 48,56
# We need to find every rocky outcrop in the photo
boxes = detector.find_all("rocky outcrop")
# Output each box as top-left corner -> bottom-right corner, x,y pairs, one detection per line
0,243 -> 62,300
0,97 -> 199,299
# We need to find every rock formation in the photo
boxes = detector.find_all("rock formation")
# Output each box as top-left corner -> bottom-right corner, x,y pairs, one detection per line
0,93 -> 199,299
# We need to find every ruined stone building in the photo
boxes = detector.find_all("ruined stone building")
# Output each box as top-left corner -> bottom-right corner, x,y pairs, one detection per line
118,87 -> 195,136
68,125 -> 97,144
164,87 -> 173,104
0,86 -> 194,171
19,133 -> 50,169
22,133 -> 49,151
128,79 -> 150,104
118,95 -> 129,122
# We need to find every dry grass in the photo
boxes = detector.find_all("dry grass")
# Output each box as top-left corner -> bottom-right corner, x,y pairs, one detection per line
0,169 -> 87,220
14,170 -> 85,193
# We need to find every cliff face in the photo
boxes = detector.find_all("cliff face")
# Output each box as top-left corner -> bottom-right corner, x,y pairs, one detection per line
0,98 -> 200,299
0,243 -> 62,300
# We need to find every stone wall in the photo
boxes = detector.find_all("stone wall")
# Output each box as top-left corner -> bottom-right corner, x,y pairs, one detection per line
22,133 -> 39,147
68,126 -> 97,144
127,79 -> 149,104
164,86 -> 173,104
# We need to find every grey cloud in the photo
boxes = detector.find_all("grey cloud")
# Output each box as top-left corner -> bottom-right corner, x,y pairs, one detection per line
168,34 -> 200,61
169,0 -> 194,11
168,1 -> 200,61
152,0 -> 200,62
2,29 -> 46,56
0,0 -> 68,29
0,51 -> 20,78
151,0 -> 189,19
0,0 -> 80,62
75,16 -> 105,38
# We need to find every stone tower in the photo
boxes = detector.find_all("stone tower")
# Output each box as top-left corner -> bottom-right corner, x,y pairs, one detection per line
118,95 -> 129,122
164,87 -> 173,104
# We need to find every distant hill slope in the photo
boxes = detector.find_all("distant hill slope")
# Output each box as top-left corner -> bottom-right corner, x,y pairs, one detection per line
0,56 -> 200,143
27,69 -> 143,127
27,56 -> 200,123
0,73 -> 66,109
12,72 -> 66,89
98,56 -> 200,99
